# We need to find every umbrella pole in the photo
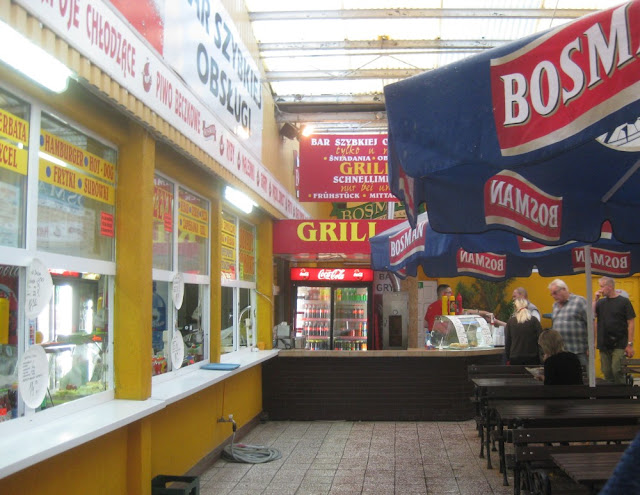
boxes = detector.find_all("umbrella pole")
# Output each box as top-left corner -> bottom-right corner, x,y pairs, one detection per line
584,245 -> 596,387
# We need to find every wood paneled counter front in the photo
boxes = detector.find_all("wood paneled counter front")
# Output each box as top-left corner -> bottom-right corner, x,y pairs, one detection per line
262,348 -> 504,421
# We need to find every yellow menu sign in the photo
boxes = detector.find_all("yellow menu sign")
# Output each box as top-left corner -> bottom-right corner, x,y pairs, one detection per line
40,130 -> 116,184
0,140 -> 28,175
0,107 -> 29,146
39,158 -> 115,205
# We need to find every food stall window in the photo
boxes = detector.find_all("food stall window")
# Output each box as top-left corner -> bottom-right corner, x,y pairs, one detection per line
37,272 -> 111,408
178,187 -> 208,275
152,179 -> 209,374
38,112 -> 117,261
220,211 -> 256,354
153,175 -> 174,271
0,88 -> 117,423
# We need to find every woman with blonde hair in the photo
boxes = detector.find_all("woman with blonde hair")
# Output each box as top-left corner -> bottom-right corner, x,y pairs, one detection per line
538,329 -> 583,385
504,298 -> 542,365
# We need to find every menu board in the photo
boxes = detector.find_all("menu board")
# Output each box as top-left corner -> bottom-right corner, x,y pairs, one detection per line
18,345 -> 49,409
221,216 -> 236,281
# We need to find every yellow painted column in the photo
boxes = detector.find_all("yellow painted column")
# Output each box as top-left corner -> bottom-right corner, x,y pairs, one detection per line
115,123 -> 155,399
127,418 -> 152,495
256,215 -> 274,349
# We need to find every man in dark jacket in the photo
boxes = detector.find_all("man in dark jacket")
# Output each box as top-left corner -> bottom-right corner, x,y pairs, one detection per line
594,277 -> 636,384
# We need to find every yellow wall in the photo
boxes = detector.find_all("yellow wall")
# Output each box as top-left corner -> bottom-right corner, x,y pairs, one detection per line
0,368 -> 263,494
0,4 -> 280,492
424,271 -> 640,378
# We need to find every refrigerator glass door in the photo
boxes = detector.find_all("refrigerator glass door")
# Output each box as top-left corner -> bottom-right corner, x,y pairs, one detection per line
333,287 -> 368,351
296,286 -> 330,350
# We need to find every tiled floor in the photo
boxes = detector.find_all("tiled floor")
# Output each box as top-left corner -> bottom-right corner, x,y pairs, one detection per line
199,420 -> 516,495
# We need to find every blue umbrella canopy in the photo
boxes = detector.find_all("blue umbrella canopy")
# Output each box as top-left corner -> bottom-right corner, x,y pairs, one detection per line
370,213 -> 640,281
385,1 -> 640,244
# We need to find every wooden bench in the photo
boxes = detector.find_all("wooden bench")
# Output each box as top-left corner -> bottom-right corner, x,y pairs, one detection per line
621,358 -> 640,385
468,364 -> 532,378
481,385 -> 639,471
510,425 -> 640,495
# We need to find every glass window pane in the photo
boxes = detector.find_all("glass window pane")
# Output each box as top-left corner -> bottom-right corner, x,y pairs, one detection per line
38,113 -> 117,261
38,272 -> 110,408
151,281 -> 169,376
178,188 -> 208,275
238,288 -> 253,348
221,212 -> 237,281
221,286 -> 234,354
178,283 -> 205,366
0,265 -> 19,421
0,89 -> 30,248
239,220 -> 256,282
153,176 -> 174,271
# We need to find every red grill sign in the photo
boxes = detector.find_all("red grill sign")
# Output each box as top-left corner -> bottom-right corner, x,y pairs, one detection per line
298,134 -> 395,202
290,268 -> 373,282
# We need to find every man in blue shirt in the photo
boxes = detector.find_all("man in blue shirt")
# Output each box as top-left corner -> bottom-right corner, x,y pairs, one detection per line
548,279 -> 588,369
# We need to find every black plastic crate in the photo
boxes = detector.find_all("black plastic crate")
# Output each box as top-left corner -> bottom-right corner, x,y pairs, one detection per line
151,475 -> 199,495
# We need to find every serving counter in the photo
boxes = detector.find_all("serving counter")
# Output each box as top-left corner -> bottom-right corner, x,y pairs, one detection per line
262,347 -> 504,421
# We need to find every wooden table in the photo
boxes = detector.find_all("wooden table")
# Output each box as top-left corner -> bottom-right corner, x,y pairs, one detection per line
471,377 -> 541,388
492,401 -> 640,486
470,376 -> 541,466
551,450 -> 624,493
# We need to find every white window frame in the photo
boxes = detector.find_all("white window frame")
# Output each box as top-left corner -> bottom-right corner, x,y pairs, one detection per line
151,173 -> 210,382
0,81 -> 118,426
220,210 -> 257,354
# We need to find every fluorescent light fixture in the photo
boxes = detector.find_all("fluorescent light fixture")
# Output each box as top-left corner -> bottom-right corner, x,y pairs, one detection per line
0,20 -> 72,93
301,125 -> 315,137
224,186 -> 257,214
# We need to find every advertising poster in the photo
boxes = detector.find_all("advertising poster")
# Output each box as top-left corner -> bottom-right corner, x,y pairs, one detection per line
298,134 -> 395,202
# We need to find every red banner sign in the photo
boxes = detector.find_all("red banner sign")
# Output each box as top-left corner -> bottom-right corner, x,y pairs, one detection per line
273,219 -> 402,254
484,170 -> 563,242
298,134 -> 395,202
291,267 -> 374,282
456,248 -> 507,279
572,246 -> 631,276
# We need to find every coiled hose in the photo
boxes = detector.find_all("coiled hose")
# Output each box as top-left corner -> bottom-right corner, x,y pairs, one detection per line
221,419 -> 282,464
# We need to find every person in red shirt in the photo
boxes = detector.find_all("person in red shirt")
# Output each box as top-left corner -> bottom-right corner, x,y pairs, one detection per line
424,284 -> 452,332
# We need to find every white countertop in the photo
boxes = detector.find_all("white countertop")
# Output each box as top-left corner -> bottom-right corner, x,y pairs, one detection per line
0,348 -> 278,479
152,349 -> 279,404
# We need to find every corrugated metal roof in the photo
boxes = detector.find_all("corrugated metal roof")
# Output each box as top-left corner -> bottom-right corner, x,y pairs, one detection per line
244,0 -> 626,133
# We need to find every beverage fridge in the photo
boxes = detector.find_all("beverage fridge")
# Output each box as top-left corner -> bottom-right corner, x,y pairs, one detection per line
290,267 -> 373,351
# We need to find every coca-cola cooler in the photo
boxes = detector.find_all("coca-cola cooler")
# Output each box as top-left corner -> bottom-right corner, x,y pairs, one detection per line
291,267 -> 373,351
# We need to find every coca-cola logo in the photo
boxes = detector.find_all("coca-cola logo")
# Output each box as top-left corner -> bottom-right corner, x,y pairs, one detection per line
484,170 -> 562,242
491,3 -> 640,156
299,268 -> 310,279
318,269 -> 345,280
353,269 -> 364,279
456,248 -> 506,279
572,247 -> 631,276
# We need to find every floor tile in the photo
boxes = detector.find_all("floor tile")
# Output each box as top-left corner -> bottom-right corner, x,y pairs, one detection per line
192,420 -> 523,494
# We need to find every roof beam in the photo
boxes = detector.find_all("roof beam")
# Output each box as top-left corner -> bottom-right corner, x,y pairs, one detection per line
275,94 -> 385,105
267,68 -> 424,81
259,39 -> 505,52
249,8 -> 596,21
277,111 -> 387,124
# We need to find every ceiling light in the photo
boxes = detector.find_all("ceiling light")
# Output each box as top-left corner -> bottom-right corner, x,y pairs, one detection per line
0,20 -> 72,93
301,125 -> 315,137
224,186 -> 257,214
